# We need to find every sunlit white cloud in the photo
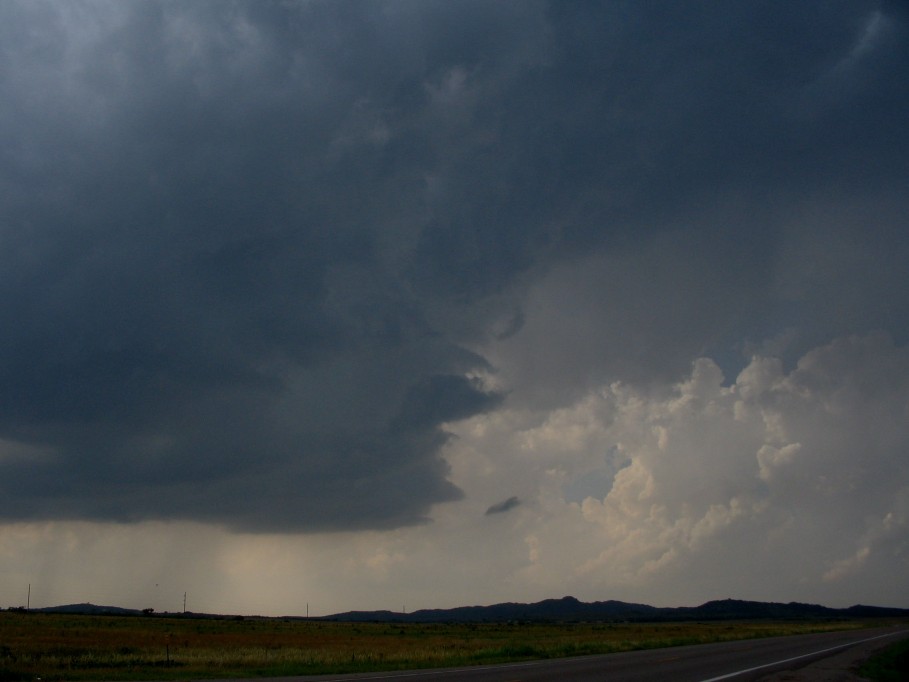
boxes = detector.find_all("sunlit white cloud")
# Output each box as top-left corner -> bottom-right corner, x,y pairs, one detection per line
439,333 -> 909,607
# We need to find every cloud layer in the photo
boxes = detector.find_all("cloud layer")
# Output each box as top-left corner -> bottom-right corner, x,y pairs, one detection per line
4,334 -> 906,614
442,334 -> 909,606
0,0 -> 907,610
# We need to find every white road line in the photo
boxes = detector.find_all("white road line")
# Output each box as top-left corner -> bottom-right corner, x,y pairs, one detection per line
699,631 -> 903,682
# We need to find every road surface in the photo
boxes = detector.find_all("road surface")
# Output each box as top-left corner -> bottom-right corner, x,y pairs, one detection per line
216,626 -> 907,682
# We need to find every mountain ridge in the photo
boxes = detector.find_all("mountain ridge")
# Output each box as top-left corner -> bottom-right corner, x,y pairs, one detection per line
18,596 -> 909,622
324,596 -> 909,623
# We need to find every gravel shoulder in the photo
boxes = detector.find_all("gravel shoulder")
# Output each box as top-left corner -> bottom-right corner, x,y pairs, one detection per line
758,630 -> 909,681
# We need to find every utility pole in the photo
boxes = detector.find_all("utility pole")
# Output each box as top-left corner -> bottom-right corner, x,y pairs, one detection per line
183,592 -> 187,614
27,584 -> 30,612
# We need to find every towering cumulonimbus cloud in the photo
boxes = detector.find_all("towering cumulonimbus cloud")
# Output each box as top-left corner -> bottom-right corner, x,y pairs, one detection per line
0,0 -> 906,552
441,333 -> 909,606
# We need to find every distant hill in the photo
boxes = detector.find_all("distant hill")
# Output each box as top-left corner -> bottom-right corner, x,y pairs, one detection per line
32,603 -> 143,616
321,596 -> 909,623
17,596 -> 909,623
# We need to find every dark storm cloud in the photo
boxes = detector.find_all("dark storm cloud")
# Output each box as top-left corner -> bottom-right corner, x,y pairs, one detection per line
0,1 -> 906,531
485,496 -> 520,516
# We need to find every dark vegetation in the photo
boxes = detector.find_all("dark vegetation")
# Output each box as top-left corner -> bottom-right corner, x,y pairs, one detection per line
859,637 -> 909,681
1,599 -> 906,681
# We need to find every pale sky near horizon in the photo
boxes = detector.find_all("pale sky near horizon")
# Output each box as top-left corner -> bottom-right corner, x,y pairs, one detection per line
1,1 -> 908,616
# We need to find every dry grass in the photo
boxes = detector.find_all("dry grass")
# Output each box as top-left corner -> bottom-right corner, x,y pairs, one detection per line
0,611 -> 890,681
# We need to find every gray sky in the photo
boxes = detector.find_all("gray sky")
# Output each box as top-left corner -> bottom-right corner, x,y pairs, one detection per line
1,0 -> 907,615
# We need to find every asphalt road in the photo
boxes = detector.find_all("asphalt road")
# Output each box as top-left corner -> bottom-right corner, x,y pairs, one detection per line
230,626 -> 908,682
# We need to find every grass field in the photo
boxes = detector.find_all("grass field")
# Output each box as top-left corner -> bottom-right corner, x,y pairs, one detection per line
858,636 -> 909,681
0,611 -> 894,681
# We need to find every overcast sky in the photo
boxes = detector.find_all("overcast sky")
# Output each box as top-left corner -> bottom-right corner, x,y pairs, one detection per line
1,0 -> 908,616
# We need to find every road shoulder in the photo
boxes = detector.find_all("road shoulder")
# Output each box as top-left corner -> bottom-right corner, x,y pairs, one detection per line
758,631 -> 909,681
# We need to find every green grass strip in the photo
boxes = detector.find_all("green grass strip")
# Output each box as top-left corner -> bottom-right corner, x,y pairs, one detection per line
858,637 -> 909,682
